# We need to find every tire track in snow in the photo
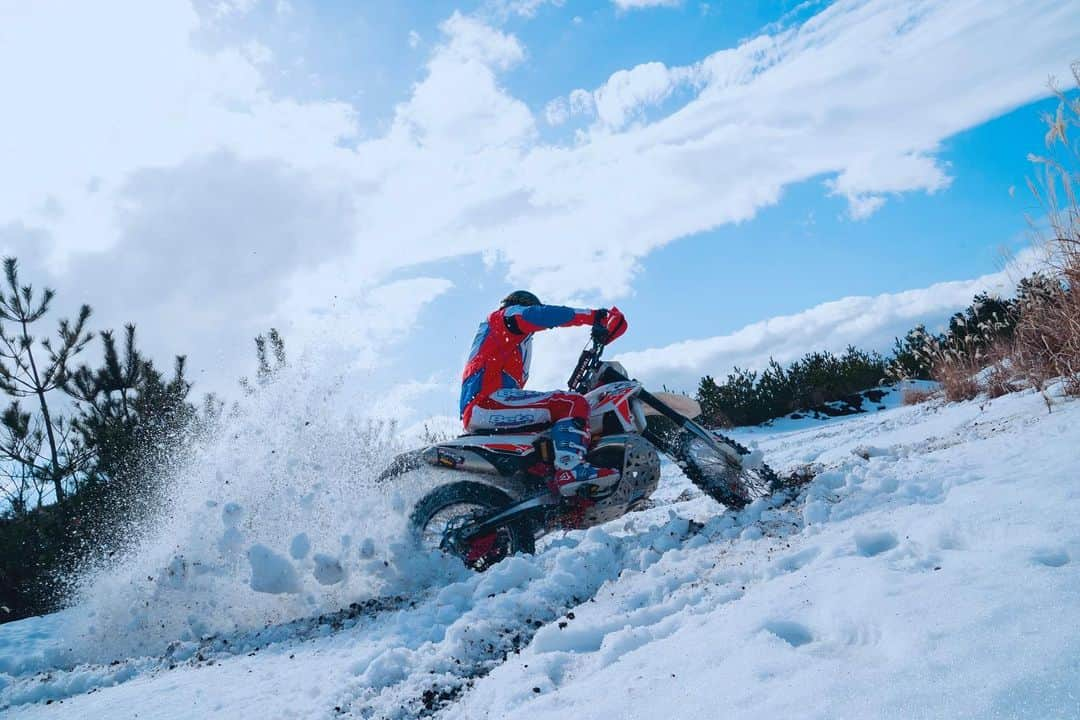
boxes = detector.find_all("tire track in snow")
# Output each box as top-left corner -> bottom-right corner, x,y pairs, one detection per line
422,489 -> 812,719
326,485 -> 815,719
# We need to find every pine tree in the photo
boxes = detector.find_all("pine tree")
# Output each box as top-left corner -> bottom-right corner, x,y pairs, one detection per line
65,324 -> 193,489
240,328 -> 286,394
0,258 -> 93,502
0,403 -> 44,513
888,325 -> 938,380
945,292 -> 1017,353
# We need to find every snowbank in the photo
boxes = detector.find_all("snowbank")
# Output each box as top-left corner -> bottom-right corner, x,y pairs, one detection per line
1,386 -> 1077,719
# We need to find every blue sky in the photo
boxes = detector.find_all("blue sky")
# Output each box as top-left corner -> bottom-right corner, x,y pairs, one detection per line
1,0 -> 1077,424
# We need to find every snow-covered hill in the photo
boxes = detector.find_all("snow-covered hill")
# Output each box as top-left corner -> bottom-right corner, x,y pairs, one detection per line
2,385 -> 1078,719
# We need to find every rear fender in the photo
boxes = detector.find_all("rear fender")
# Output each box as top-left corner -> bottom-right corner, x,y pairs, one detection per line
379,438 -> 544,501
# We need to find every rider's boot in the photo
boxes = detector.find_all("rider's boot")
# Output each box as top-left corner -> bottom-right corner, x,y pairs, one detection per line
550,418 -> 620,497
552,464 -> 621,498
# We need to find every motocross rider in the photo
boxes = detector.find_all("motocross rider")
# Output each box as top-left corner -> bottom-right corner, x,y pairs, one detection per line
460,291 -> 628,498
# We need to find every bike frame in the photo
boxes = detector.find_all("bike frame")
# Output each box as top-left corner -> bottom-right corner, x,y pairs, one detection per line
570,338 -> 740,463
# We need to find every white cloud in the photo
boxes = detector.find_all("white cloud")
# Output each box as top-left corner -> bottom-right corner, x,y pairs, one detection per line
844,194 -> 888,220
545,98 -> 570,126
408,30 -> 422,49
612,0 -> 683,11
0,2 -> 377,392
388,13 -> 533,151
590,62 -> 703,130
0,1 -> 357,267
211,0 -> 260,19
439,11 -> 525,70
372,380 -> 456,428
302,277 -> 455,372
611,257 -> 1038,392
241,40 -> 273,66
569,88 -> 595,116
827,151 -> 952,219
543,88 -> 597,127
485,0 -> 566,20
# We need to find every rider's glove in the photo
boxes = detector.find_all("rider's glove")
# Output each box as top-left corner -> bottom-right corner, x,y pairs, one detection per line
591,308 -> 610,343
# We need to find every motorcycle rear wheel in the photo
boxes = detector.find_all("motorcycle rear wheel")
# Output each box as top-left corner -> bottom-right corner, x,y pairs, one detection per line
410,480 -> 536,571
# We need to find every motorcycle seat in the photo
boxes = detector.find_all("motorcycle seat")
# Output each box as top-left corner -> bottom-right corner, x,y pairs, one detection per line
459,423 -> 551,437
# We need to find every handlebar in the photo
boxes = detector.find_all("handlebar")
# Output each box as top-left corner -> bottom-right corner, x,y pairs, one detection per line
567,338 -> 606,394
567,310 -> 614,393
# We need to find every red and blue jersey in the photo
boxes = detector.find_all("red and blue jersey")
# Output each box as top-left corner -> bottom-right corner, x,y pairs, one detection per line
460,304 -> 596,420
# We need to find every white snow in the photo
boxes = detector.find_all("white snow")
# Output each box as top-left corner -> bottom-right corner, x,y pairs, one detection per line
247,544 -> 302,595
1,385 -> 1078,719
312,554 -> 346,586
289,532 -> 312,560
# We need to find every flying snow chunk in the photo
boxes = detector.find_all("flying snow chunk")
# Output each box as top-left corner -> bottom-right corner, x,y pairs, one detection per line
851,445 -> 894,461
247,544 -> 300,594
158,555 -> 189,590
222,502 -> 244,528
290,533 -> 311,560
744,449 -> 765,469
218,527 -> 244,556
313,554 -> 346,586
359,538 -> 375,558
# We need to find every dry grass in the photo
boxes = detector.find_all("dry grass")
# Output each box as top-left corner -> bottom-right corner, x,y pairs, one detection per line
1015,64 -> 1080,396
983,341 -> 1020,399
901,387 -> 936,405
932,359 -> 981,403
912,321 -> 995,403
1012,271 -> 1080,394
984,365 -> 1017,399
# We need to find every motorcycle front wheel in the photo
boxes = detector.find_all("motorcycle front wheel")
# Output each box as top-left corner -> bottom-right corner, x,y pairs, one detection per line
409,480 -> 536,571
673,431 -> 779,510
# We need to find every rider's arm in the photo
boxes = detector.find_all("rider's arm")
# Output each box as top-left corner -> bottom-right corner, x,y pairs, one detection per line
503,304 -> 599,335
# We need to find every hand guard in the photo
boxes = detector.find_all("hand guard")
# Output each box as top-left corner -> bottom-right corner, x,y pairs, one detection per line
603,306 -> 627,343
590,307 -> 627,344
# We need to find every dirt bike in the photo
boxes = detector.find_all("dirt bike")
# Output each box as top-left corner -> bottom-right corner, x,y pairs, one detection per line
381,333 -> 779,570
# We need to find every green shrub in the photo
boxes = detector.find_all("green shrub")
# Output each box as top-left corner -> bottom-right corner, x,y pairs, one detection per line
696,346 -> 888,427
